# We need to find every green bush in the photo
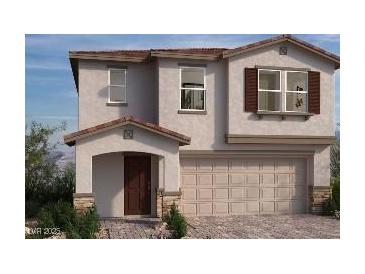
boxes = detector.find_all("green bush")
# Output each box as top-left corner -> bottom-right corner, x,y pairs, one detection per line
67,206 -> 101,239
323,177 -> 340,217
332,177 -> 340,210
32,201 -> 100,239
163,202 -> 187,239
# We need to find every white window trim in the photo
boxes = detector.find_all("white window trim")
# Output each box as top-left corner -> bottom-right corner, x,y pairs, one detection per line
257,69 -> 282,112
284,70 -> 308,112
179,66 -> 206,111
108,68 -> 127,104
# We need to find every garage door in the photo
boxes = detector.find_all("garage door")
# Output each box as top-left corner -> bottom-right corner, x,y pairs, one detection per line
180,157 -> 307,216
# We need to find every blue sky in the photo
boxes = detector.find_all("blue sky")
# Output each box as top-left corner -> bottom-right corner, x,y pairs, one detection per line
25,34 -> 340,137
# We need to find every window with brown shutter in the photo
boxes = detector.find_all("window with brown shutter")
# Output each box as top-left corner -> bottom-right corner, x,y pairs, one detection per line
308,71 -> 320,114
245,68 -> 258,112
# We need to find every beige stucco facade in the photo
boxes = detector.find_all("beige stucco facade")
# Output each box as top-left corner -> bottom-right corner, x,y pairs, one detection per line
70,38 -> 337,217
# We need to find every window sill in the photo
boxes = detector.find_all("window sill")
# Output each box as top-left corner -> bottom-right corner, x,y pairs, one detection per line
256,110 -> 314,120
178,110 -> 207,115
106,102 -> 128,106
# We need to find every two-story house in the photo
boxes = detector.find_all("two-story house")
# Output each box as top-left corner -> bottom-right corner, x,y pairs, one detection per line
64,34 -> 340,218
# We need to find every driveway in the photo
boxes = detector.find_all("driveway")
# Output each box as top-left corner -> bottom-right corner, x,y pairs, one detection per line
100,214 -> 339,239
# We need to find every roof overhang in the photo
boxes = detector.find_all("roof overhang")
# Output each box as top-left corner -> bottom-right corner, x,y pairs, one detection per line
150,50 -> 220,61
64,116 -> 191,146
226,134 -> 336,145
222,34 -> 340,69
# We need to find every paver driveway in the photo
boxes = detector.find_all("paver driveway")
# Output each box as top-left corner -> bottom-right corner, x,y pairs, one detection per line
100,214 -> 339,239
186,215 -> 340,239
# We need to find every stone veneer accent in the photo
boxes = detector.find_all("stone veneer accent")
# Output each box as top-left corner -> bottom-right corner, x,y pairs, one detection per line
73,193 -> 95,214
156,189 -> 181,218
308,186 -> 332,214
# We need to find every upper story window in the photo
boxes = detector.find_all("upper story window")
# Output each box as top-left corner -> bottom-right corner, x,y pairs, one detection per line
258,69 -> 308,112
285,71 -> 308,112
180,67 -> 206,111
108,69 -> 127,103
258,69 -> 281,111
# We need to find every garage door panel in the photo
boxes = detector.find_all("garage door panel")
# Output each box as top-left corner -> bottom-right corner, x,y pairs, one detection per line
230,174 -> 245,185
230,159 -> 244,170
262,173 -> 275,185
198,159 -> 213,171
262,187 -> 275,199
276,187 -> 290,199
246,160 -> 260,170
214,203 -> 229,214
246,187 -> 260,199
247,174 -> 260,185
197,188 -> 213,200
277,174 -> 290,185
182,188 -> 196,201
181,157 -> 307,216
230,188 -> 245,199
214,174 -> 229,186
198,174 -> 212,186
246,201 -> 260,213
262,159 -> 275,170
261,201 -> 275,213
182,203 -> 197,216
181,174 -> 196,186
214,188 -> 229,199
198,203 -> 213,215
214,159 -> 229,171
180,158 -> 197,171
230,202 -> 245,215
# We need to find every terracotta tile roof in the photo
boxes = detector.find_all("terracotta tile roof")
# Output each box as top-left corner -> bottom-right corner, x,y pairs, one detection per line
64,116 -> 191,146
223,34 -> 340,68
151,47 -> 227,56
69,50 -> 151,61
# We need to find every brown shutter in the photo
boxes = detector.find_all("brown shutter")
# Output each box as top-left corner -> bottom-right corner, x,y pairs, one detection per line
245,68 -> 258,112
308,71 -> 320,114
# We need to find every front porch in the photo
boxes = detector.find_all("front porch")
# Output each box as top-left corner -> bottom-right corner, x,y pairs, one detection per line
63,116 -> 191,218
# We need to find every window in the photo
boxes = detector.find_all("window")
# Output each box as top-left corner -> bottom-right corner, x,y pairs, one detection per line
180,67 -> 205,110
285,71 -> 308,112
258,69 -> 281,111
108,69 -> 127,103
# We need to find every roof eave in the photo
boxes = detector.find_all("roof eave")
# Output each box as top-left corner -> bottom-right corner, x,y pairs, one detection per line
222,35 -> 340,69
151,51 -> 220,61
63,118 -> 191,147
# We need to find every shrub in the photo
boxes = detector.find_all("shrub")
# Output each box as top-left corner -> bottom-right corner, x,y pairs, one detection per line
322,177 -> 340,218
31,201 -> 100,239
163,202 -> 187,239
332,177 -> 340,210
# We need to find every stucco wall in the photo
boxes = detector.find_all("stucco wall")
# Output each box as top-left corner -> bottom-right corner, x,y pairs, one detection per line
228,41 -> 335,136
92,153 -> 124,217
78,60 -> 157,129
75,124 -> 180,194
157,58 -> 228,150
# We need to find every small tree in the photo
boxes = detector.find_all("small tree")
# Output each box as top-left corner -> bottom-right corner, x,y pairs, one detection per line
163,202 -> 187,239
25,121 -> 73,217
330,139 -> 340,178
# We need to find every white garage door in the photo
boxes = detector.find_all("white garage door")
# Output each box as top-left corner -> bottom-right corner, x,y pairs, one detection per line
180,156 -> 307,216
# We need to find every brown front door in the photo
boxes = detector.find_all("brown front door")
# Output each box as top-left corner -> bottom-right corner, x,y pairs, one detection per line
124,155 -> 151,215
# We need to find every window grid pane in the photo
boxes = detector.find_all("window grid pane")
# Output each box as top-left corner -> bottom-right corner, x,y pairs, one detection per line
286,71 -> 307,91
110,86 -> 126,102
110,70 -> 126,86
181,89 -> 205,110
258,91 -> 281,111
286,93 -> 307,112
259,70 -> 281,91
